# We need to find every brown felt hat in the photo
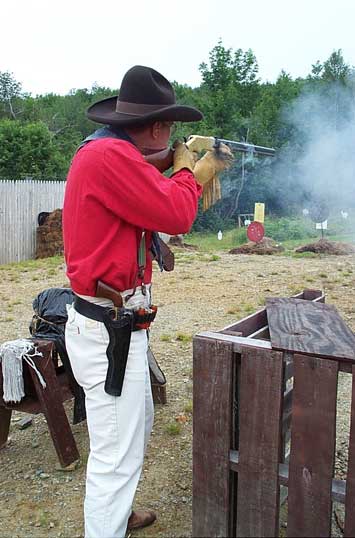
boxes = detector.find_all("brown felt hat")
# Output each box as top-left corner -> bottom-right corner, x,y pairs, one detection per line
87,65 -> 203,126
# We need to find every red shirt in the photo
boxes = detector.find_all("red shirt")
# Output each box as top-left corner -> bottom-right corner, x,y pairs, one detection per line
62,137 -> 202,295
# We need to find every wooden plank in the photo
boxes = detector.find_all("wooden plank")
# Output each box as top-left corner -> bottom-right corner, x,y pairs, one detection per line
230,452 -> 346,504
236,347 -> 283,537
229,354 -> 240,537
267,298 -> 355,362
0,406 -> 12,449
221,290 -> 323,337
193,335 -> 234,538
303,289 -> 324,301
28,341 -> 79,467
197,331 -> 273,353
248,326 -> 269,339
220,330 -> 243,337
344,365 -> 355,537
222,308 -> 267,337
287,354 -> 338,537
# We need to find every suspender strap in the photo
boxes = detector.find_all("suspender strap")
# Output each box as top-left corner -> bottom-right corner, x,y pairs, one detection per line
137,232 -> 146,279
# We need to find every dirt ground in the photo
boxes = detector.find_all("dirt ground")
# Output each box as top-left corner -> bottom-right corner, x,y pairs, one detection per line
1,248 -> 355,538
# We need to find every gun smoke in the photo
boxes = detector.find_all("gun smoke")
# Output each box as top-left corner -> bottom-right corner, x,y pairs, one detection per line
276,82 -> 355,215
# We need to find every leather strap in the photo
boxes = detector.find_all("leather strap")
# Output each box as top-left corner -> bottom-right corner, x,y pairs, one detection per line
74,296 -> 118,323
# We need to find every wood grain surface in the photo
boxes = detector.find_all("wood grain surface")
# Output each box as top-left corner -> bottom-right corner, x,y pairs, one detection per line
266,298 -> 355,361
287,354 -> 338,537
236,346 -> 283,537
192,335 -> 234,538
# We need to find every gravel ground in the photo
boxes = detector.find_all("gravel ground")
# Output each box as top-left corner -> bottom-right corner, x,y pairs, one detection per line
0,249 -> 355,538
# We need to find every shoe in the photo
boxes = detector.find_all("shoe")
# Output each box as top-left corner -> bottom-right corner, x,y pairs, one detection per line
127,509 -> 157,530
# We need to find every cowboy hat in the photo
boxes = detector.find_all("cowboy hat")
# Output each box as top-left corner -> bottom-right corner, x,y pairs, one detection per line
87,65 -> 203,126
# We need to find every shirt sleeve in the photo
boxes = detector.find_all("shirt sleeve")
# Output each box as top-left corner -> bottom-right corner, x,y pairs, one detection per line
99,140 -> 202,235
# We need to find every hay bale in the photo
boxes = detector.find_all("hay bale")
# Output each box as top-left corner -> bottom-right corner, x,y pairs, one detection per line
35,208 -> 64,259
229,237 -> 284,255
295,239 -> 355,255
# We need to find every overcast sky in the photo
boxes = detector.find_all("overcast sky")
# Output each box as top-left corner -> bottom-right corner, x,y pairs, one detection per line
2,0 -> 355,96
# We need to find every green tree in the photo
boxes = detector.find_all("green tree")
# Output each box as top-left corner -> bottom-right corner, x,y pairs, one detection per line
0,120 -> 67,178
0,71 -> 23,119
307,49 -> 355,130
198,40 -> 260,138
249,72 -> 303,148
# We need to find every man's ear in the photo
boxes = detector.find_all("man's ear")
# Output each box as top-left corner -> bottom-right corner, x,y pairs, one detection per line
151,122 -> 161,140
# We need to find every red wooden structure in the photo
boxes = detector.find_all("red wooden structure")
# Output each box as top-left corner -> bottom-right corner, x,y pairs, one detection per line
193,289 -> 355,537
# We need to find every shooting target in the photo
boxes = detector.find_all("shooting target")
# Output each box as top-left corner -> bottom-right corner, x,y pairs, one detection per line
247,221 -> 265,243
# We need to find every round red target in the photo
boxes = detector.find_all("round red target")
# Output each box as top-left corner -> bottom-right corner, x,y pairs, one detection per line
247,221 -> 265,243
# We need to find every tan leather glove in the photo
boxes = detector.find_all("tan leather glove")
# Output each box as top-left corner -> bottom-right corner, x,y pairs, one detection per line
194,143 -> 234,211
186,135 -> 215,153
172,141 -> 196,174
193,143 -> 234,185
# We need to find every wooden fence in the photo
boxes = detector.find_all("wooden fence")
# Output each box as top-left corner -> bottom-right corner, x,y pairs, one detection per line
193,289 -> 355,537
0,180 -> 65,265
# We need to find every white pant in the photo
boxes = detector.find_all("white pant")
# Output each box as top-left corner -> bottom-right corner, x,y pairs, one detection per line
65,301 -> 154,538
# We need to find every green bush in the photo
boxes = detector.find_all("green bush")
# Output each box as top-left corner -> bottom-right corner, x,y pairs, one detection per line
265,217 -> 318,242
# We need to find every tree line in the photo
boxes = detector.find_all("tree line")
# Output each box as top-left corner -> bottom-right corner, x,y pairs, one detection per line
1,41 -> 354,228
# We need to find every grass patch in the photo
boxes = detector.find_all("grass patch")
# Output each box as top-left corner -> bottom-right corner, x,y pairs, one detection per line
184,400 -> 193,414
176,333 -> 192,343
242,303 -> 255,315
165,422 -> 182,436
226,307 -> 240,315
160,334 -> 172,342
186,228 -> 246,252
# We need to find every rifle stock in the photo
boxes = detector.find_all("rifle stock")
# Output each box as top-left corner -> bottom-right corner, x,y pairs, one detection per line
144,147 -> 174,172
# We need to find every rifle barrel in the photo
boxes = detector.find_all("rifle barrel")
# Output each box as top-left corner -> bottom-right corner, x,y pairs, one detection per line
218,138 -> 276,157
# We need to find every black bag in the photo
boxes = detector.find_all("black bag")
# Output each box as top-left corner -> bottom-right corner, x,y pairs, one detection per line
29,288 -> 86,424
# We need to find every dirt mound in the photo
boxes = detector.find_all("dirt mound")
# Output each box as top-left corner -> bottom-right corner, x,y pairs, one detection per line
229,236 -> 284,255
295,239 -> 355,255
168,235 -> 198,250
35,208 -> 63,258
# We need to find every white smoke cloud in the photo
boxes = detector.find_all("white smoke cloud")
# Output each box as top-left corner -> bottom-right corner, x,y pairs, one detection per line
281,83 -> 355,211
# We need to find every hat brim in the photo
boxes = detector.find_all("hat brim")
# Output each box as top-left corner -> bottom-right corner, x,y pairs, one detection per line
87,96 -> 203,126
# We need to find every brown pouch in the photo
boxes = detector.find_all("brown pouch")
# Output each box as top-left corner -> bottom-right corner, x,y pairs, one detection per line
157,236 -> 175,271
151,234 -> 175,272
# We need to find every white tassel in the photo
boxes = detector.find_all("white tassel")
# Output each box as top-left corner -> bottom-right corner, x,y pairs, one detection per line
0,339 -> 45,403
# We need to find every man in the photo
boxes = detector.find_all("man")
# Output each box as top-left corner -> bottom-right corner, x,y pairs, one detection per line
63,65 -> 229,538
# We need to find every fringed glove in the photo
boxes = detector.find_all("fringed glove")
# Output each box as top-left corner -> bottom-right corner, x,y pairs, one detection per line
172,141 -> 197,174
193,143 -> 234,210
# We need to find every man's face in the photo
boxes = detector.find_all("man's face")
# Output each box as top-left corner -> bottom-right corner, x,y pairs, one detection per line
126,121 -> 176,154
150,121 -> 175,150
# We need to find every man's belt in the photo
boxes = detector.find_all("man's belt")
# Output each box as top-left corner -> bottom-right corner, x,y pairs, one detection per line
73,296 -> 157,397
73,296 -> 157,330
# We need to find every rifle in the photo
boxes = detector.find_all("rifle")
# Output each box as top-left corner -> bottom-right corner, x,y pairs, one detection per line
145,135 -> 276,172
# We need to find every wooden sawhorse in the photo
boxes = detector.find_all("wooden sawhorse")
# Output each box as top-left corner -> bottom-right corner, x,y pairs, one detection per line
0,339 -> 79,467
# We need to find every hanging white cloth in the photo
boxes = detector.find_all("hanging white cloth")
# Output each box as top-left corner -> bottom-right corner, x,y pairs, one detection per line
0,339 -> 46,403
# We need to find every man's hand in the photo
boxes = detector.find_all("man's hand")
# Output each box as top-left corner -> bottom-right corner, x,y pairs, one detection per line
193,143 -> 234,185
186,135 -> 215,153
172,141 -> 197,174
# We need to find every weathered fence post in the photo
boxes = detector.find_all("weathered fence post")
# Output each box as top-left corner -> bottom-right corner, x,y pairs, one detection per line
193,336 -> 234,537
236,347 -> 283,537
